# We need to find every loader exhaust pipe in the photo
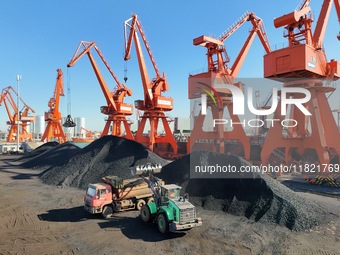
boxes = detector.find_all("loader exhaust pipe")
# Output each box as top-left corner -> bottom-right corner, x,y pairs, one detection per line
130,163 -> 162,177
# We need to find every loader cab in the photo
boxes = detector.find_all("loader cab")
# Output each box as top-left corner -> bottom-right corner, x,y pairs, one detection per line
160,184 -> 181,203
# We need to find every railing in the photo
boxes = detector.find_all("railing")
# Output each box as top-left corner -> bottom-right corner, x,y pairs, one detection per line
218,11 -> 251,41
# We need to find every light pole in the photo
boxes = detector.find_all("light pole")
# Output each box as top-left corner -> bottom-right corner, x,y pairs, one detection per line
16,74 -> 22,151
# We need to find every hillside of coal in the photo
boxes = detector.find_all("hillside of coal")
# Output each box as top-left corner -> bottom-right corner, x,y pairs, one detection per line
19,142 -> 81,169
18,141 -> 59,163
157,151 -> 327,231
39,136 -> 168,189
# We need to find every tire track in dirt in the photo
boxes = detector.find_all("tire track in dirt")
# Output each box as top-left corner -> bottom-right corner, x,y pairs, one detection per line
0,203 -> 74,255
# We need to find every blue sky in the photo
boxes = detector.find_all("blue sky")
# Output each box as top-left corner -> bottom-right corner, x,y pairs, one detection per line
0,0 -> 340,132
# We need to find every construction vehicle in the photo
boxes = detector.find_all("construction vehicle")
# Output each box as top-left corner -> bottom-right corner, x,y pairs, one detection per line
83,164 -> 162,218
138,174 -> 202,234
67,41 -> 134,139
188,11 -> 271,159
261,0 -> 340,167
0,86 -> 36,142
124,14 -> 178,156
41,69 -> 68,143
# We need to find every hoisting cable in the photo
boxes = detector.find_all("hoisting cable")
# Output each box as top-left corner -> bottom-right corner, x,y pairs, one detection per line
63,68 -> 76,128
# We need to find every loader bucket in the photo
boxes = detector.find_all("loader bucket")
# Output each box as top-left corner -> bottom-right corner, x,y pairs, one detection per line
131,163 -> 162,177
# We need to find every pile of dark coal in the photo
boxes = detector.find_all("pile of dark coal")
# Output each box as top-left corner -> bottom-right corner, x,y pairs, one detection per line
157,151 -> 325,231
39,136 -> 168,189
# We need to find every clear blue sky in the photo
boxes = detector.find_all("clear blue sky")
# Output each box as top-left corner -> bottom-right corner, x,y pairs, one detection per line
0,0 -> 340,132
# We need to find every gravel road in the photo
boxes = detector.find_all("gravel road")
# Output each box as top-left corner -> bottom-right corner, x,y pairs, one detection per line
0,154 -> 339,255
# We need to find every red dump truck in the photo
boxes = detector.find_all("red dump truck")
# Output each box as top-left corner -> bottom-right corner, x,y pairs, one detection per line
83,164 -> 162,218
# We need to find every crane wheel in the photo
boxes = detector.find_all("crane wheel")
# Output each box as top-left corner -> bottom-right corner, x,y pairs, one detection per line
136,199 -> 146,210
140,204 -> 151,222
157,213 -> 169,234
102,205 -> 113,219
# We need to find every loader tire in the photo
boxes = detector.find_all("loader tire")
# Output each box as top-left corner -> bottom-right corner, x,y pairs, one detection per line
102,205 -> 113,219
157,213 -> 169,234
140,204 -> 151,222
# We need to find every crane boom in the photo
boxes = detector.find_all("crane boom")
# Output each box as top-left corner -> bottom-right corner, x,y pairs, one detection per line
0,86 -> 35,142
314,0 -> 334,48
67,41 -> 119,110
191,12 -> 271,85
123,14 -> 178,156
296,0 -> 311,10
335,0 -> 340,21
188,11 -> 271,159
41,69 -> 67,143
67,41 -> 134,139
124,14 -> 161,79
124,14 -> 172,109
261,0 -> 340,168
231,12 -> 271,77
219,11 -> 252,42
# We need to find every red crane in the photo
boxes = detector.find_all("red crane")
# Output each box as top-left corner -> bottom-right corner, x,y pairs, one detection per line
261,0 -> 340,166
0,86 -> 36,142
41,69 -> 67,143
67,41 -> 134,139
188,11 -> 271,159
124,14 -> 178,156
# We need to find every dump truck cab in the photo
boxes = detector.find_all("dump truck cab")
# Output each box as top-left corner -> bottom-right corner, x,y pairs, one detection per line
84,183 -> 113,216
140,176 -> 202,233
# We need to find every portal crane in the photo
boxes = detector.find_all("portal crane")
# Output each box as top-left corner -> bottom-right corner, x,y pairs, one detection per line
124,14 -> 178,156
41,69 -> 67,143
80,127 -> 93,138
0,86 -> 35,142
188,11 -> 271,159
261,0 -> 340,166
67,41 -> 134,139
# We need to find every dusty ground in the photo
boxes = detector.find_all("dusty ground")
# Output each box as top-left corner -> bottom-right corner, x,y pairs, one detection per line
0,155 -> 339,255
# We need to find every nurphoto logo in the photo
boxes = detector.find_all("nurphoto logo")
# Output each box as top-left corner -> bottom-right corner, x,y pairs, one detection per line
198,82 -> 312,128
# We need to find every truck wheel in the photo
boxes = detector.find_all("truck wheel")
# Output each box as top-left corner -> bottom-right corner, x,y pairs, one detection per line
147,197 -> 154,204
102,206 -> 113,219
157,213 -> 169,234
140,204 -> 151,222
136,199 -> 146,210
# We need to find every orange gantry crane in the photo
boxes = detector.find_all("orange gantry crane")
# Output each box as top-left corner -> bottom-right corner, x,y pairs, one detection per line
67,41 -> 134,139
0,86 -> 36,142
261,0 -> 340,166
188,11 -> 271,160
123,14 -> 178,155
41,69 -> 67,143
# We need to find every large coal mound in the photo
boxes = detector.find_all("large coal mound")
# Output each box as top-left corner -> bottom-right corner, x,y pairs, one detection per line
19,142 -> 80,169
18,142 -> 59,162
39,136 -> 168,189
157,151 -> 325,231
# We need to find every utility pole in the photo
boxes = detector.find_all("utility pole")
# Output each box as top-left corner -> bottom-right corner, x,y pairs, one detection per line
16,74 -> 22,151
333,108 -> 340,131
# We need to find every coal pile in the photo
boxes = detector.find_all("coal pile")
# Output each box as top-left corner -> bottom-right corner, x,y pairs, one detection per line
20,142 -> 81,169
39,136 -> 168,189
157,151 -> 326,231
18,141 -> 59,163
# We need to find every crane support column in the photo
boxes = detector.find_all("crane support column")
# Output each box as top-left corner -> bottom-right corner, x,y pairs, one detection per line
261,0 -> 340,169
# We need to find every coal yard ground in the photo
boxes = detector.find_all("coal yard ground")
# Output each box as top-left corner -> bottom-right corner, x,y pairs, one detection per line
0,136 -> 339,255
